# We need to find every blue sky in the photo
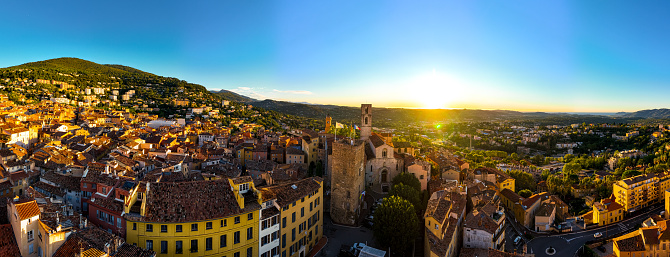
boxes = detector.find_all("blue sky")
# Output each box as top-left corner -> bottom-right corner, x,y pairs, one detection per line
1,1 -> 669,112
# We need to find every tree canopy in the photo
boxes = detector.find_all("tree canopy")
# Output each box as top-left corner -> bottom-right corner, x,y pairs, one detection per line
391,172 -> 421,192
373,196 -> 419,255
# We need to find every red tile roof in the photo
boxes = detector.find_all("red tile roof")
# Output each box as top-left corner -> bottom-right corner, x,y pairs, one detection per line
14,200 -> 40,220
0,224 -> 20,257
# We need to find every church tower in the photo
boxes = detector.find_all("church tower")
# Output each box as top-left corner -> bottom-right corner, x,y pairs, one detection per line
360,104 -> 372,140
325,115 -> 332,133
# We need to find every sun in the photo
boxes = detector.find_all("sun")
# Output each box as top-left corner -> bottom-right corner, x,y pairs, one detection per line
410,69 -> 460,109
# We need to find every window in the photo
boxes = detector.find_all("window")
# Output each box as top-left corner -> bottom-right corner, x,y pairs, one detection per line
292,228 -> 296,241
206,237 -> 212,251
206,222 -> 212,230
161,225 -> 168,233
29,244 -> 34,254
282,234 -> 286,247
382,149 -> 387,158
292,212 -> 296,222
248,213 -> 253,220
234,231 -> 241,244
310,202 -> 313,212
176,225 -> 182,232
222,219 -> 227,227
301,207 -> 304,217
220,235 -> 227,248
234,252 -> 240,257
27,230 -> 34,242
282,217 -> 286,228
146,224 -> 153,232
176,241 -> 183,254
235,216 -> 240,224
190,239 -> 198,253
247,227 -> 253,239
146,240 -> 153,250
161,241 -> 168,254
247,247 -> 253,257
191,224 -> 198,231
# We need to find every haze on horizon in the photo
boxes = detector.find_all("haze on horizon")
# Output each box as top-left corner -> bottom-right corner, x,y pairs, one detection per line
1,1 -> 669,113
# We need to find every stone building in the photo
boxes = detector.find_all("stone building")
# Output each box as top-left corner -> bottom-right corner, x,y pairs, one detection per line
360,104 -> 372,140
330,139 -> 366,226
365,133 -> 403,194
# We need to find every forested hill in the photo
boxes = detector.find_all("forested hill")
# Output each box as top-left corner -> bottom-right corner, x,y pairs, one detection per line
615,109 -> 670,119
0,58 -> 252,114
212,89 -> 257,103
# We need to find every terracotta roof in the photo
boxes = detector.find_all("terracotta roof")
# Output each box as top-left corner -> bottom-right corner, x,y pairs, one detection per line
41,172 -> 83,191
615,234 -> 646,252
260,177 -> 322,208
500,188 -> 523,203
369,134 -> 387,148
14,200 -> 40,220
463,211 -> 498,234
0,224 -> 20,257
52,227 -> 119,257
139,179 -> 259,223
535,203 -> 555,217
112,243 -> 155,257
641,228 -> 660,245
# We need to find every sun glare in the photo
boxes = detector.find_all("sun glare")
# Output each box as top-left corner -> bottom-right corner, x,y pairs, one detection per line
410,69 -> 461,109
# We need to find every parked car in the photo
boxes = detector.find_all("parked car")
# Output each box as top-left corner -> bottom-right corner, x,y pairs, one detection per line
597,245 -> 606,253
514,236 -> 523,245
594,232 -> 603,238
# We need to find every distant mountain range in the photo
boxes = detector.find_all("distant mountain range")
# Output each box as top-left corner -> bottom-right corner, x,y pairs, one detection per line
3,57 -> 670,124
614,109 -> 670,119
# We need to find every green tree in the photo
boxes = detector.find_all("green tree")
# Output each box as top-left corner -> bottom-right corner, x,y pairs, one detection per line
622,169 -> 641,179
392,172 -> 421,192
373,196 -> 419,255
563,162 -> 582,175
389,183 -> 422,215
518,189 -> 533,198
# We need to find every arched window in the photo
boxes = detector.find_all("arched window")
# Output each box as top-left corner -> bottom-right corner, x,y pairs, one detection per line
365,117 -> 368,125
365,107 -> 369,114
382,149 -> 387,158
381,170 -> 388,183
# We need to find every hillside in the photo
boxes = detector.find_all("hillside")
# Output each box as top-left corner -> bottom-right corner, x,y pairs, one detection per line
0,58 -> 224,115
212,89 -> 256,103
616,109 -> 670,119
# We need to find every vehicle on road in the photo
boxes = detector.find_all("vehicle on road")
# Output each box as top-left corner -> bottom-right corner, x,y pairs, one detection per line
594,232 -> 603,238
514,236 -> 523,245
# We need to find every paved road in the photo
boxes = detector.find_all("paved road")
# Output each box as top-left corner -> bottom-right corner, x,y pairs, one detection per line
527,205 -> 663,257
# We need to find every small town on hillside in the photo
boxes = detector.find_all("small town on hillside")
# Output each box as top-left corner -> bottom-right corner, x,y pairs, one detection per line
0,79 -> 669,257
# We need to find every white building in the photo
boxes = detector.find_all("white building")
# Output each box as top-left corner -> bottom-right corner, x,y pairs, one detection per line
462,202 -> 506,251
258,197 -> 280,257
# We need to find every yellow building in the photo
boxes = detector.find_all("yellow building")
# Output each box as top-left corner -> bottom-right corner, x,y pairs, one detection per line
125,176 -> 261,257
613,220 -> 670,257
592,197 -> 624,226
666,190 -> 670,220
613,172 -> 670,213
260,177 -> 323,257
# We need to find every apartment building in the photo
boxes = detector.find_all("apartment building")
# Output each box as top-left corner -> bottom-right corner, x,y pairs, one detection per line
125,177 -> 260,257
613,172 -> 670,213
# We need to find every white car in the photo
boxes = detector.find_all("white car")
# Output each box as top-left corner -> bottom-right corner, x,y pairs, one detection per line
594,232 -> 603,238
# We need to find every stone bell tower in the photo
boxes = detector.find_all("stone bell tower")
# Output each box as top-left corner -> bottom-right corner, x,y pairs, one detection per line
360,104 -> 372,140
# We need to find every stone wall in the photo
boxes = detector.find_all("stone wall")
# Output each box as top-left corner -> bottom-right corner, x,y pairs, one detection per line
330,139 -> 366,225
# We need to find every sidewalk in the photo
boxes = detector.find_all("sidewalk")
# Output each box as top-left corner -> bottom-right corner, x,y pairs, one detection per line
307,236 -> 329,257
